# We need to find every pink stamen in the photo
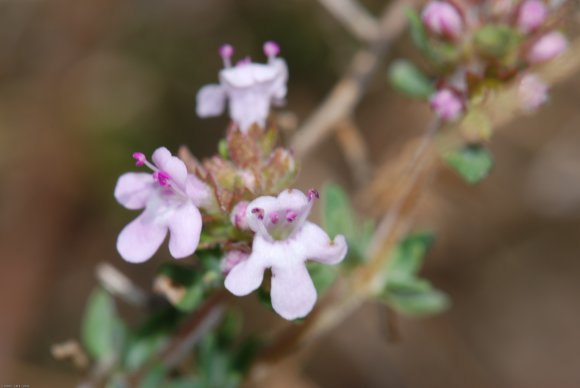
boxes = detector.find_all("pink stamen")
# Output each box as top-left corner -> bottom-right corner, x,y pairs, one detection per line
219,44 -> 234,68
133,152 -> 146,167
307,189 -> 320,201
252,207 -> 265,220
270,213 -> 280,224
153,171 -> 171,187
263,41 -> 280,58
286,210 -> 298,222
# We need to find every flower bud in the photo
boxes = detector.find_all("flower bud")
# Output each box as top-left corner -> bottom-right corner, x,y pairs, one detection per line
220,250 -> 249,274
516,0 -> 547,34
527,31 -> 568,64
230,201 -> 249,230
421,1 -> 463,40
430,89 -> 464,121
518,74 -> 548,111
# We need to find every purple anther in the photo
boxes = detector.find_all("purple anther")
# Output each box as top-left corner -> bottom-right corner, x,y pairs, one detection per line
307,189 -> 320,201
263,41 -> 280,58
153,170 -> 171,187
132,152 -> 146,167
219,44 -> 234,59
219,44 -> 234,68
251,207 -> 265,220
270,213 -> 280,224
286,210 -> 298,222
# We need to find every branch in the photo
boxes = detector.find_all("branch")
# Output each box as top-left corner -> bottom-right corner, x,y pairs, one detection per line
290,0 -> 416,159
317,0 -> 380,42
249,36 -> 580,382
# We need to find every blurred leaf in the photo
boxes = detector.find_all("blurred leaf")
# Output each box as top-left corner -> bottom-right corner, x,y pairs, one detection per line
218,139 -> 229,159
322,183 -> 354,238
81,288 -> 123,361
406,7 -> 429,53
387,288 -> 450,316
474,24 -> 520,59
386,232 -> 434,282
445,145 -> 494,184
381,232 -> 449,316
322,184 -> 373,265
388,60 -> 434,99
125,333 -> 168,371
140,364 -> 168,388
308,262 -> 338,296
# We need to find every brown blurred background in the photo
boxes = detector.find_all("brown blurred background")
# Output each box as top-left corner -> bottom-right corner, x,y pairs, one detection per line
1,0 -> 580,386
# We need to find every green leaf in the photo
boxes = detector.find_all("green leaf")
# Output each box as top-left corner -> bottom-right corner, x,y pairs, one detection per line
445,145 -> 494,184
387,232 -> 434,282
81,288 -> 122,361
125,333 -> 168,371
388,60 -> 434,99
387,288 -> 450,316
474,24 -> 520,59
308,262 -> 338,296
405,7 -> 429,52
322,184 -> 354,238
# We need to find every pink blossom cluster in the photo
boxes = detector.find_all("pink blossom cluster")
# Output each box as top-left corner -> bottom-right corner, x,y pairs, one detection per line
114,42 -> 347,320
420,0 -> 567,121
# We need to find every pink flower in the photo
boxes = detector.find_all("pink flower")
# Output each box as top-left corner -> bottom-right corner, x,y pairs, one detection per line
527,31 -> 568,64
518,73 -> 548,111
114,147 -> 211,263
516,0 -> 547,34
221,250 -> 250,274
196,41 -> 288,133
224,189 -> 348,320
421,1 -> 463,40
430,88 -> 464,121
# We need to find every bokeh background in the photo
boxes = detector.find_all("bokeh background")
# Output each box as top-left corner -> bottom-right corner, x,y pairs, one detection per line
2,0 -> 580,386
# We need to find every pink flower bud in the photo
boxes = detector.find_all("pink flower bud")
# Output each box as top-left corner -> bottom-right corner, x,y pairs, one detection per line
430,89 -> 464,121
421,1 -> 463,40
220,250 -> 249,274
516,0 -> 547,34
230,201 -> 249,230
518,74 -> 548,111
527,31 -> 568,64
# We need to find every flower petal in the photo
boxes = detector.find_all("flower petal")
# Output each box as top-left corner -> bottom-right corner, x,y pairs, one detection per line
117,213 -> 167,263
186,175 -> 212,207
297,222 -> 348,265
196,84 -> 226,117
270,59 -> 288,102
167,201 -> 202,259
224,236 -> 271,296
270,262 -> 317,320
114,172 -> 154,210
220,63 -> 278,88
152,147 -> 188,188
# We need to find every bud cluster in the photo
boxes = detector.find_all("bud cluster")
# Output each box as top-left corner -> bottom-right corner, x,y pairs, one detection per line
417,0 -> 568,123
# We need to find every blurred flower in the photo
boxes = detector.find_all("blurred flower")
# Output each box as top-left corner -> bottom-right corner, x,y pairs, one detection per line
516,0 -> 547,34
196,41 -> 288,133
527,31 -> 568,63
430,88 -> 464,121
221,250 -> 250,274
421,1 -> 463,40
224,189 -> 347,320
114,147 -> 211,263
518,73 -> 548,111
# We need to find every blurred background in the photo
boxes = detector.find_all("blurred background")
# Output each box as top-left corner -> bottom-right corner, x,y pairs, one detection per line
1,0 -> 580,386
